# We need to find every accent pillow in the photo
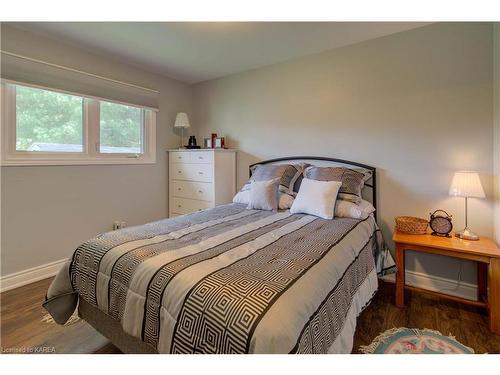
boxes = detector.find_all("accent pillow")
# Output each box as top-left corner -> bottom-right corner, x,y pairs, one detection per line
246,178 -> 280,211
233,190 -> 295,210
335,199 -> 375,220
288,163 -> 310,194
279,192 -> 295,210
243,163 -> 308,196
304,166 -> 365,203
290,178 -> 342,219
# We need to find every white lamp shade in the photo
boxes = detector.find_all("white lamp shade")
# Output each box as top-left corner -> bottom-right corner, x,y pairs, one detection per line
174,112 -> 190,128
449,171 -> 485,198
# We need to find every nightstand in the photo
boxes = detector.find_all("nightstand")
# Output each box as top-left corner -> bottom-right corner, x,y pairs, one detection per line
393,231 -> 500,335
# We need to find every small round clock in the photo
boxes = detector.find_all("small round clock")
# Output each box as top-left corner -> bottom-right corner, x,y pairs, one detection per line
429,210 -> 453,238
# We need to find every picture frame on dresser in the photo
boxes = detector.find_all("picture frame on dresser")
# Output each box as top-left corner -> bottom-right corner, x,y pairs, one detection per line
167,149 -> 237,217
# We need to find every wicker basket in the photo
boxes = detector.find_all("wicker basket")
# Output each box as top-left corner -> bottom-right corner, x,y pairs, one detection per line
395,216 -> 428,235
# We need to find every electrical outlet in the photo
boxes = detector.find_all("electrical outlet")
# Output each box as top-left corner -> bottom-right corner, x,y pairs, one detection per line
113,221 -> 123,230
112,220 -> 128,230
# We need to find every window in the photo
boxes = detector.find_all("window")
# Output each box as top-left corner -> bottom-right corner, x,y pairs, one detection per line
1,82 -> 156,165
15,85 -> 84,153
99,101 -> 143,154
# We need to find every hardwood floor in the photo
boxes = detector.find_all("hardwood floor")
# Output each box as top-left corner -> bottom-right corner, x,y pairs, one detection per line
0,277 -> 120,354
353,280 -> 500,353
1,277 -> 499,354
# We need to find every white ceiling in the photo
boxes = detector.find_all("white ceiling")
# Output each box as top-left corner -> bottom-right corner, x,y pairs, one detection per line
13,22 -> 430,83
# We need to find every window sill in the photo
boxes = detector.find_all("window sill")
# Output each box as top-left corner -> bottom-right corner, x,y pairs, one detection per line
0,157 -> 156,166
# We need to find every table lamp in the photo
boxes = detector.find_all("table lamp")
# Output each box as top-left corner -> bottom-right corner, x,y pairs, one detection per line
174,112 -> 190,148
448,171 -> 485,240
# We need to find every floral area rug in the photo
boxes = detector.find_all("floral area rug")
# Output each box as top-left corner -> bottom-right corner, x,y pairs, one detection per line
359,327 -> 475,354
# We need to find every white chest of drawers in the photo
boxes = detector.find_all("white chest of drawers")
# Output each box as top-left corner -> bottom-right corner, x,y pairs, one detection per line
168,149 -> 237,217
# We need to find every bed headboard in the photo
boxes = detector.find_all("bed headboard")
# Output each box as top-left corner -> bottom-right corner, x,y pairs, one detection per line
249,156 -> 377,214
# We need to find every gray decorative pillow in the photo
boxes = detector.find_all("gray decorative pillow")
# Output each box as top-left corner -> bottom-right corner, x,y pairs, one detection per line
243,163 -> 307,196
304,166 -> 365,203
247,178 -> 280,211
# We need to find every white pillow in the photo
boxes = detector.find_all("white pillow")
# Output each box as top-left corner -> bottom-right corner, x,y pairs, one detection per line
290,178 -> 342,219
233,190 -> 250,204
335,199 -> 375,220
233,190 -> 295,210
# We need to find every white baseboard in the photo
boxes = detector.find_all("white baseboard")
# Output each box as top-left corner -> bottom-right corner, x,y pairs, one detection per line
0,258 -> 68,293
381,269 -> 477,301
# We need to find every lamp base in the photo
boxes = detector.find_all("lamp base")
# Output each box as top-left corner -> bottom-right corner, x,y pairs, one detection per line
455,227 -> 480,241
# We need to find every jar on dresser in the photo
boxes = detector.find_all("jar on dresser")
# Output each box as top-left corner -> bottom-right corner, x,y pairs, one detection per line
168,149 -> 237,217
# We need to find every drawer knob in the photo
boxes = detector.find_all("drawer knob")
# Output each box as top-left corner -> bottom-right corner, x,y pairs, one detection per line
198,190 -> 203,193
178,188 -> 182,191
178,204 -> 182,208
178,156 -> 182,159
198,171 -> 203,175
198,156 -> 203,159
178,171 -> 182,173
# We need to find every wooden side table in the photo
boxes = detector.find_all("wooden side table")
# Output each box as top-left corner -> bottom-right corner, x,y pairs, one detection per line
393,231 -> 500,335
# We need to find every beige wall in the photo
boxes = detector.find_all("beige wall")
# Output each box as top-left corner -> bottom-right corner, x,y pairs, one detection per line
1,22 -> 496,286
494,23 -> 500,243
193,23 -> 494,283
0,25 -> 193,275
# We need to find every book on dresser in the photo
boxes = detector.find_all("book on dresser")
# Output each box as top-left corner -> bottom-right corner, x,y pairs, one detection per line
168,149 -> 237,217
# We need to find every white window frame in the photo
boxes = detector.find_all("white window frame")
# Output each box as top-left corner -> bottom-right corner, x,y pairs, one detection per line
1,82 -> 156,166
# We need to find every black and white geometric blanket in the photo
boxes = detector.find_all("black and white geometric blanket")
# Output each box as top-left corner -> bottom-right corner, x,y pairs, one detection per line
44,203 -> 394,353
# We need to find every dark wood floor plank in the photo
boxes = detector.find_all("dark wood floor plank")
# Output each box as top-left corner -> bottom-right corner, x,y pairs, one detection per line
352,281 -> 500,353
1,277 -> 499,354
0,277 -> 120,354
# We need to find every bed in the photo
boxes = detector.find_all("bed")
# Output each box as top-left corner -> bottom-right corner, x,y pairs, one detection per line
43,156 -> 394,354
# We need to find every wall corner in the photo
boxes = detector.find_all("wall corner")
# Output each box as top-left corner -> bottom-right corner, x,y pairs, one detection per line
494,23 -> 500,244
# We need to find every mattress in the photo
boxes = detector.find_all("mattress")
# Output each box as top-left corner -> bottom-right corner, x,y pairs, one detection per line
44,203 -> 394,354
